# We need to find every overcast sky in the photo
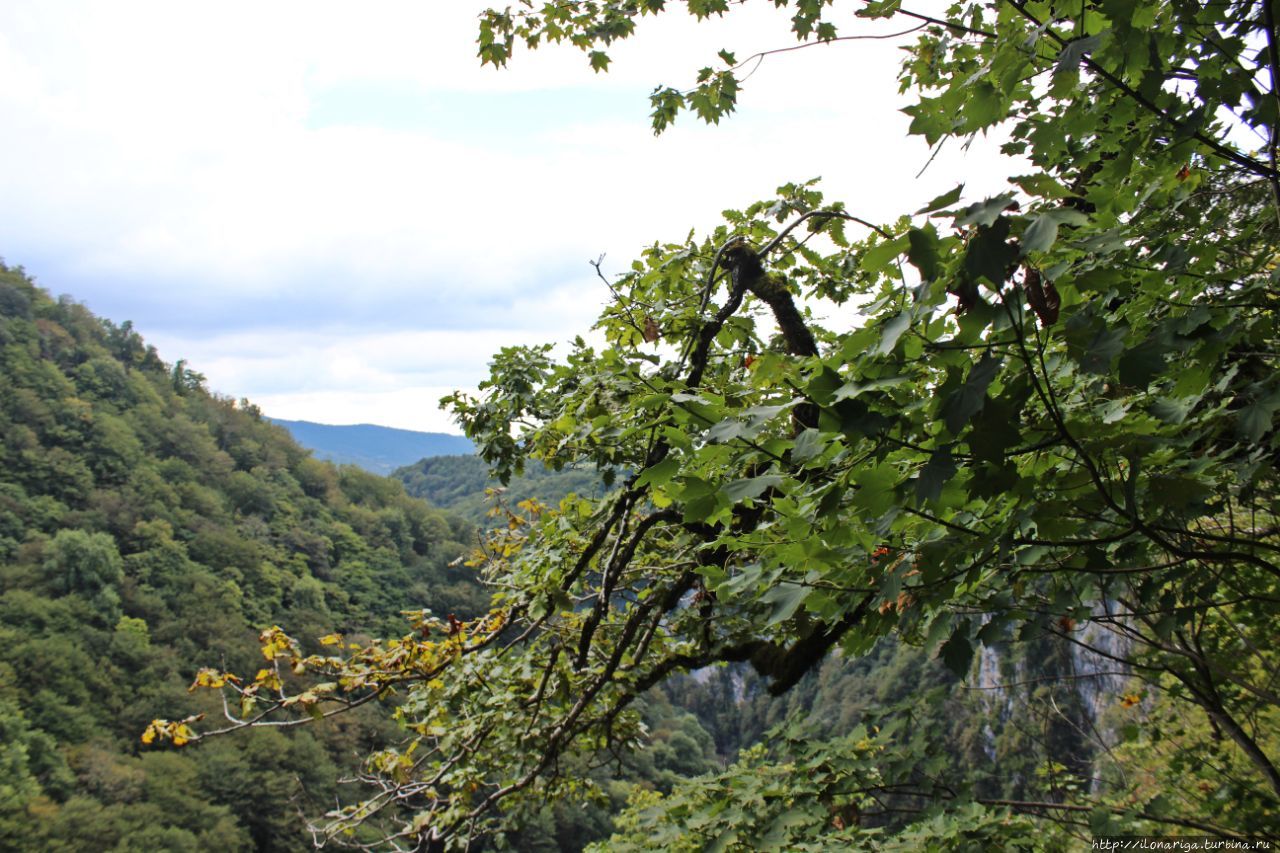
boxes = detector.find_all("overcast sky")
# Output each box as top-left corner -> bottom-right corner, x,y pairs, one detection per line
1,1 -> 1011,433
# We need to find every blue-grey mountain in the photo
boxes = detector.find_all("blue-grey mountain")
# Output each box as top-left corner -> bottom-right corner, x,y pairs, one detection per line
269,418 -> 474,474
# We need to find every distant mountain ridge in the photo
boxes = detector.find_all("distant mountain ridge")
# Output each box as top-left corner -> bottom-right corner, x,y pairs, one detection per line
270,418 -> 474,474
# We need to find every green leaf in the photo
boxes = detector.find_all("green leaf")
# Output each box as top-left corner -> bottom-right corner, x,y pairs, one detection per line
721,474 -> 783,503
791,428 -> 825,463
706,827 -> 739,853
907,227 -> 942,280
941,354 -> 1001,434
675,477 -> 719,523
832,398 -> 891,439
1117,339 -> 1169,387
635,456 -> 680,488
962,82 -> 1004,128
854,463 -> 900,515
963,218 -> 1018,286
1236,387 -> 1280,442
1147,474 -> 1212,510
1021,208 -> 1089,255
915,448 -> 957,503
876,312 -> 912,355
915,184 -> 964,215
925,613 -> 955,651
938,626 -> 974,677
1020,214 -> 1059,255
739,402 -> 794,432
650,86 -> 685,133
860,234 -> 910,272
760,807 -> 811,847
705,418 -> 746,443
833,374 -> 909,402
969,460 -> 1019,499
955,193 -> 1016,228
716,562 -> 768,597
857,0 -> 903,17
976,617 -> 1006,646
1078,326 -> 1126,374
968,396 -> 1021,462
704,402 -> 792,444
762,582 -> 809,626
1150,396 -> 1195,425
1055,34 -> 1103,74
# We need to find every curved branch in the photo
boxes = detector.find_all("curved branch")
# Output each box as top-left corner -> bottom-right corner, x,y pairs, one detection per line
759,209 -> 893,257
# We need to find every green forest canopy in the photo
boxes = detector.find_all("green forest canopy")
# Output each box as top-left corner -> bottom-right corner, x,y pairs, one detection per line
395,454 -> 611,525
0,265 -> 493,849
145,0 -> 1280,847
0,263 -> 758,851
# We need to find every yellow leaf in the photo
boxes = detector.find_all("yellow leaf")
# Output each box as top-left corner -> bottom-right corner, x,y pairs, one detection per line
189,668 -> 229,692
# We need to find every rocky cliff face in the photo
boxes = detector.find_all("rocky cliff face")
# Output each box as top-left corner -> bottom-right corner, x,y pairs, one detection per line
971,615 -> 1134,796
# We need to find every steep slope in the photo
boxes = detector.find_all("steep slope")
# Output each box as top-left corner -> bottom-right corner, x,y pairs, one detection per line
395,453 -> 612,524
270,418 -> 474,474
0,263 -> 487,849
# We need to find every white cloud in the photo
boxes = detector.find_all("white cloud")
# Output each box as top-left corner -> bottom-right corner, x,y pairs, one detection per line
249,387 -> 471,434
143,305 -> 605,433
1,1 -> 1019,433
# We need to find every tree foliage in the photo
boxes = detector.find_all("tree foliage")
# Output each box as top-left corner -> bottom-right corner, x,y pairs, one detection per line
0,265 -> 496,849
395,454 -> 611,526
164,0 -> 1279,847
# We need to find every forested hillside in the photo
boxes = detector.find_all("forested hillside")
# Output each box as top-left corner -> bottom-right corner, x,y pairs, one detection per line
395,454 -> 611,525
0,263 -> 491,849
